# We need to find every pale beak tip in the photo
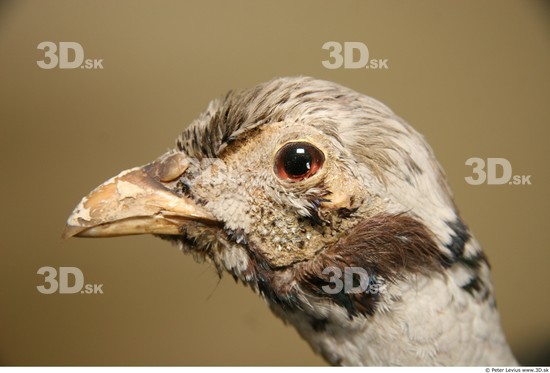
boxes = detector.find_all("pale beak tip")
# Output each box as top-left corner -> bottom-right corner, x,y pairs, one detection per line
62,224 -> 86,239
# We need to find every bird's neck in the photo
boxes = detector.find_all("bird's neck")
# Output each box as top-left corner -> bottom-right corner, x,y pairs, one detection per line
272,273 -> 517,366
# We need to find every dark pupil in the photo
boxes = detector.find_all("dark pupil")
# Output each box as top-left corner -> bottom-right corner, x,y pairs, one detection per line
283,146 -> 312,176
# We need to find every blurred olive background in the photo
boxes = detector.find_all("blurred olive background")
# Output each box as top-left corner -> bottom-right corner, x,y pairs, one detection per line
0,0 -> 548,366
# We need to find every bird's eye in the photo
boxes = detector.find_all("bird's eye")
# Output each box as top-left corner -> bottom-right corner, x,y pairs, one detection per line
274,142 -> 324,181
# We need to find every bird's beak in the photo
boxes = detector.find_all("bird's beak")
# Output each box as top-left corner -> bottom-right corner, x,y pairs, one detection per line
62,151 -> 217,239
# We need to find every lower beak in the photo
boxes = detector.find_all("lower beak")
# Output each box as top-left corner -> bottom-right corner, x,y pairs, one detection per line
63,152 -> 217,239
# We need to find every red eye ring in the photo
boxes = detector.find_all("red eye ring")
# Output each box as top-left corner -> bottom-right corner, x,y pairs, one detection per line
274,142 -> 324,181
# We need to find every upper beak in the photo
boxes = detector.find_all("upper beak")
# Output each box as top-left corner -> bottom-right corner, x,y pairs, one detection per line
63,151 -> 217,239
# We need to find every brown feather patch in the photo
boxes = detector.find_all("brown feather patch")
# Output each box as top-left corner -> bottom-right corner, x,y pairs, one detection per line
293,213 -> 450,317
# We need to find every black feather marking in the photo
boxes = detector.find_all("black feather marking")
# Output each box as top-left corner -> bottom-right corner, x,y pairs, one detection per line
456,252 -> 491,301
337,206 -> 359,218
457,251 -> 488,269
303,195 -> 331,226
309,317 -> 329,332
225,228 -> 249,245
461,276 -> 482,295
446,219 -> 471,258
